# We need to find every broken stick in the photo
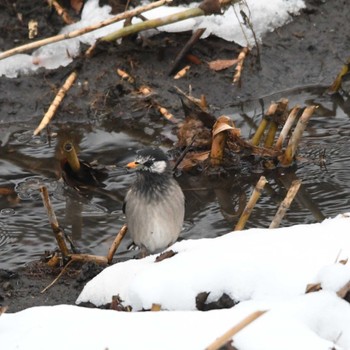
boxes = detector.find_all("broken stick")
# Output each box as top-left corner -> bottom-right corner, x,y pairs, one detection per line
205,310 -> 267,350
34,70 -> 77,136
269,179 -> 302,229
107,224 -> 128,263
234,176 -> 267,231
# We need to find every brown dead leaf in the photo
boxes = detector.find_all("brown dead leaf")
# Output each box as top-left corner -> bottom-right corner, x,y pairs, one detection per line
178,151 -> 210,170
208,59 -> 239,71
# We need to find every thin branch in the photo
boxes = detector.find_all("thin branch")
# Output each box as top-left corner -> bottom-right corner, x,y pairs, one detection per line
41,259 -> 74,293
40,186 -> 69,258
101,7 -> 206,43
205,310 -> 267,350
168,28 -> 206,76
49,0 -> 76,25
0,0 -> 172,60
107,224 -> 128,263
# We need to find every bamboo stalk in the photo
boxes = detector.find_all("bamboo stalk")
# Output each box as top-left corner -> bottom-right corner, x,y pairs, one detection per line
279,105 -> 316,167
234,176 -> 267,231
264,121 -> 278,147
264,99 -> 288,147
107,224 -> 128,263
34,70 -> 78,136
250,117 -> 269,146
250,102 -> 278,146
40,186 -> 69,257
269,179 -> 301,228
205,310 -> 267,350
62,142 -> 81,172
0,0 -> 172,61
275,106 -> 300,150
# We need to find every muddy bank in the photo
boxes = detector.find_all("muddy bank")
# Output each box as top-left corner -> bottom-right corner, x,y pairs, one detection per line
0,0 -> 349,312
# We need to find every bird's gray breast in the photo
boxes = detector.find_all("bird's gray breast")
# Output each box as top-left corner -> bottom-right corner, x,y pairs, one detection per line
124,179 -> 184,253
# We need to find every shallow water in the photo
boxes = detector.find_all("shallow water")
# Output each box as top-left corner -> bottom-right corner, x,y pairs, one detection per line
1,86 -> 350,270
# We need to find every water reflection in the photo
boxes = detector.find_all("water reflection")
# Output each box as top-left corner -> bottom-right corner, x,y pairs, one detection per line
1,86 -> 350,269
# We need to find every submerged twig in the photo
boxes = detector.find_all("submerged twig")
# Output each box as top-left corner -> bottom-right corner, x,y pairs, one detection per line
234,176 -> 267,231
34,70 -> 78,136
0,0 -> 171,60
205,310 -> 267,350
269,179 -> 302,228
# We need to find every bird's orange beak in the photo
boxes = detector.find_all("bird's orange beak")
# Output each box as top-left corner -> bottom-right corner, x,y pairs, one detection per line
126,161 -> 138,169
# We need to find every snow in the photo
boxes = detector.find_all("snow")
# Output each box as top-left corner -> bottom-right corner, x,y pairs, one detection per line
77,214 -> 350,309
1,213 -> 350,349
0,0 -> 305,77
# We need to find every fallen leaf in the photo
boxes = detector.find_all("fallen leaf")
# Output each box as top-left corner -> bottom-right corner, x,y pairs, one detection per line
208,59 -> 239,71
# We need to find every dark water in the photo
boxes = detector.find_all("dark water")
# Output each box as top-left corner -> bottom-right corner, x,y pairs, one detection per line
1,86 -> 350,270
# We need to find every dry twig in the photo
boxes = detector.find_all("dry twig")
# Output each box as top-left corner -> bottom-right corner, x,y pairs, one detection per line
269,179 -> 302,228
40,186 -> 69,258
169,28 -> 206,76
205,310 -> 267,350
49,0 -> 76,25
0,0 -> 171,60
34,70 -> 78,136
41,259 -> 74,293
233,47 -> 249,85
107,224 -> 128,263
234,176 -> 267,231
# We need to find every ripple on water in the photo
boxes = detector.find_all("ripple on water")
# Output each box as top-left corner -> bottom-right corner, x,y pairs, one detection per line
14,176 -> 59,200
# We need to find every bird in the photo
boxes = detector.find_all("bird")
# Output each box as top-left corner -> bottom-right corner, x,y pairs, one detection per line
123,147 -> 185,254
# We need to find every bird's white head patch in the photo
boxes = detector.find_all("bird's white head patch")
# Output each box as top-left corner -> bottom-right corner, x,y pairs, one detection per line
136,155 -> 167,174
